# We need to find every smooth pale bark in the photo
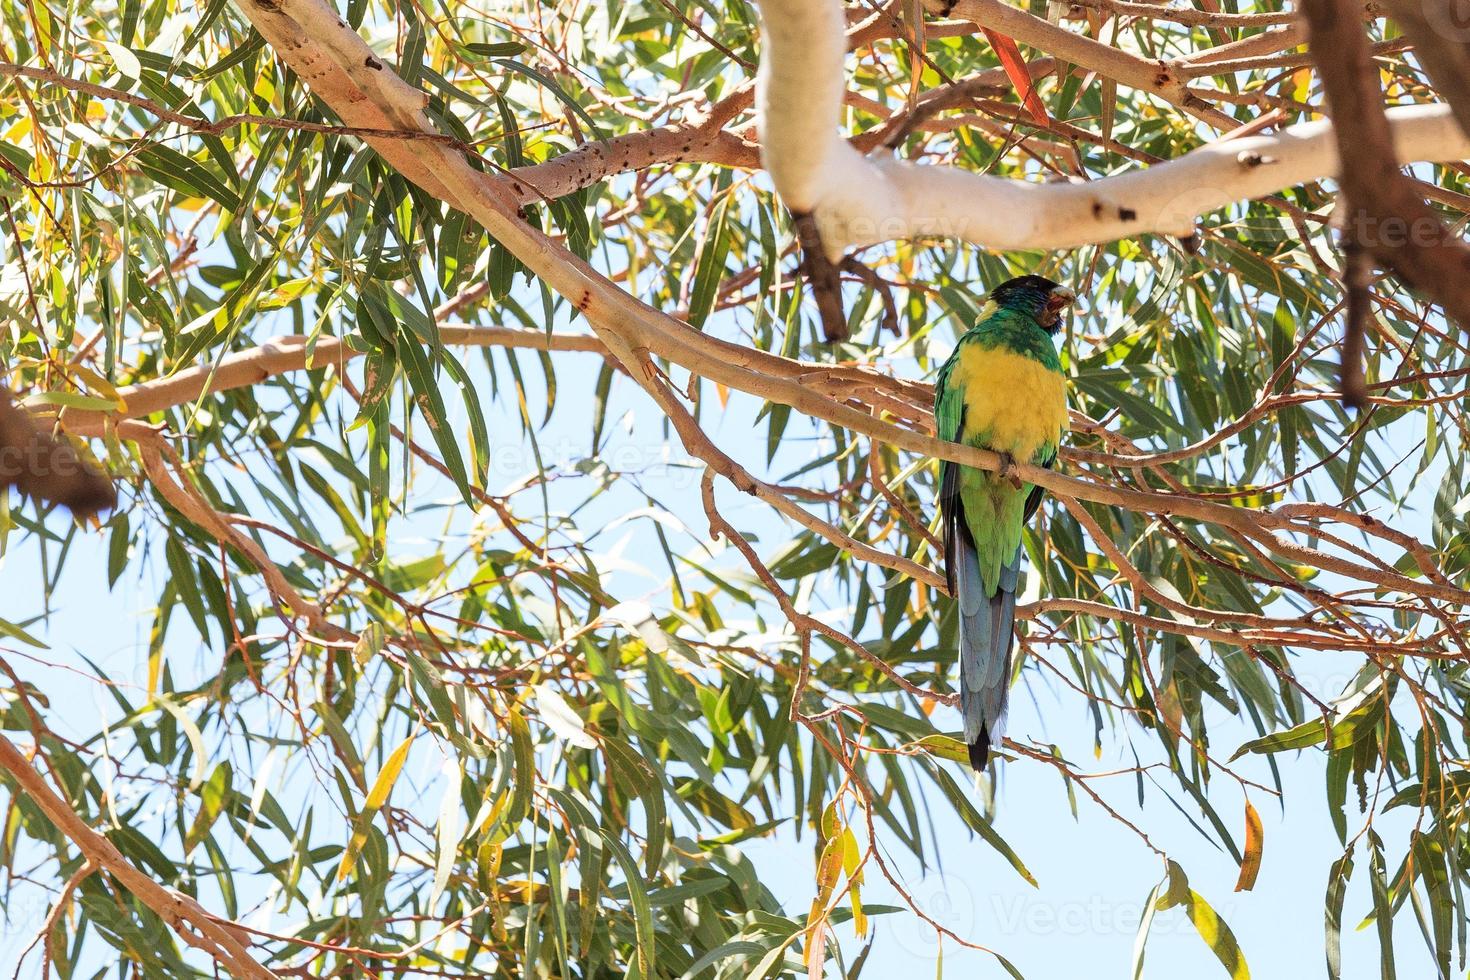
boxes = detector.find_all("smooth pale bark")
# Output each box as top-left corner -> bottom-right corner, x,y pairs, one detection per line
754,0 -> 1470,257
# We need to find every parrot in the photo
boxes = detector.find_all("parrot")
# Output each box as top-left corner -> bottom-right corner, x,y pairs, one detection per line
934,274 -> 1074,772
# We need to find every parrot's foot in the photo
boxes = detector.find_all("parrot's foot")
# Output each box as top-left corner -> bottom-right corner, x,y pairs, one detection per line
996,452 -> 1023,490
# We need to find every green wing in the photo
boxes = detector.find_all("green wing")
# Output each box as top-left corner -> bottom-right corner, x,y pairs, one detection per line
934,340 -> 968,446
1022,448 -> 1055,523
934,340 -> 970,597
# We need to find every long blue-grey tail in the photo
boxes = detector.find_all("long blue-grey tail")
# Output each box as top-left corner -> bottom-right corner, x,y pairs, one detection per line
954,527 -> 1021,771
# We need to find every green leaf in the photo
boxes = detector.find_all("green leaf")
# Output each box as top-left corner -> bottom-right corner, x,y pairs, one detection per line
493,59 -> 605,138
601,829 -> 655,978
135,144 -> 241,212
22,391 -> 123,411
1132,878 -> 1164,980
1367,831 -> 1397,980
688,194 -> 732,330
913,733 -> 970,765
0,617 -> 48,649
394,316 -> 472,502
184,761 -> 232,855
1325,849 -> 1354,980
925,760 -> 1036,887
1157,860 -> 1250,980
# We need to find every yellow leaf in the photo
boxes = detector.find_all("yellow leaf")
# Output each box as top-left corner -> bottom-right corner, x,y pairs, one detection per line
479,838 -> 508,942
62,363 -> 126,409
352,622 -> 386,667
4,117 -> 32,143
813,835 -> 844,908
1234,800 -> 1263,892
840,826 -> 862,884
146,642 -> 162,698
472,788 -> 508,840
258,276 -> 314,311
337,829 -> 369,881
1290,66 -> 1312,105
477,838 -> 503,894
1185,889 -> 1251,979
338,731 -> 415,880
819,799 -> 841,840
839,826 -> 867,935
1158,860 -> 1251,980
253,73 -> 277,105
365,732 -> 415,810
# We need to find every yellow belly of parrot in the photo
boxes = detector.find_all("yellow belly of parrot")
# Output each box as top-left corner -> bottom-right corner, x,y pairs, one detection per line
955,344 -> 1067,462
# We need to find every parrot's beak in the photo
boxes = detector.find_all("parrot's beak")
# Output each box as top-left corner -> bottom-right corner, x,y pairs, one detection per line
1041,286 -> 1075,328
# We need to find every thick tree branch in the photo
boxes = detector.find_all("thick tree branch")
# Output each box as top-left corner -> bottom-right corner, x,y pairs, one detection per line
930,0 -> 1238,129
756,0 -> 1470,258
1304,0 -> 1470,324
1178,24 -> 1309,66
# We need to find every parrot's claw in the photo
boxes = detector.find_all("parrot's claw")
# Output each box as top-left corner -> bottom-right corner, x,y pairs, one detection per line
997,452 -> 1023,490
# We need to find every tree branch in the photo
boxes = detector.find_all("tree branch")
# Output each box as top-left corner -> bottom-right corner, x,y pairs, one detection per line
929,0 -> 1238,128
754,0 -> 1470,257
1304,0 -> 1470,326
0,732 -> 278,979
62,327 -> 609,437
128,423 -> 350,644
1062,0 -> 1297,27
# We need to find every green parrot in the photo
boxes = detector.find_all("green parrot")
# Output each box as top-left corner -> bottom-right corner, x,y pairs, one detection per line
934,274 -> 1074,771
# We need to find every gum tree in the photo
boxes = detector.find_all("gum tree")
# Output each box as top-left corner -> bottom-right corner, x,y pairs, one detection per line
2,0 -> 1469,975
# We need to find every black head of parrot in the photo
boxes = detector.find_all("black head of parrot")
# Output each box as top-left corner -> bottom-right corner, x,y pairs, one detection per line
988,274 -> 1076,332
